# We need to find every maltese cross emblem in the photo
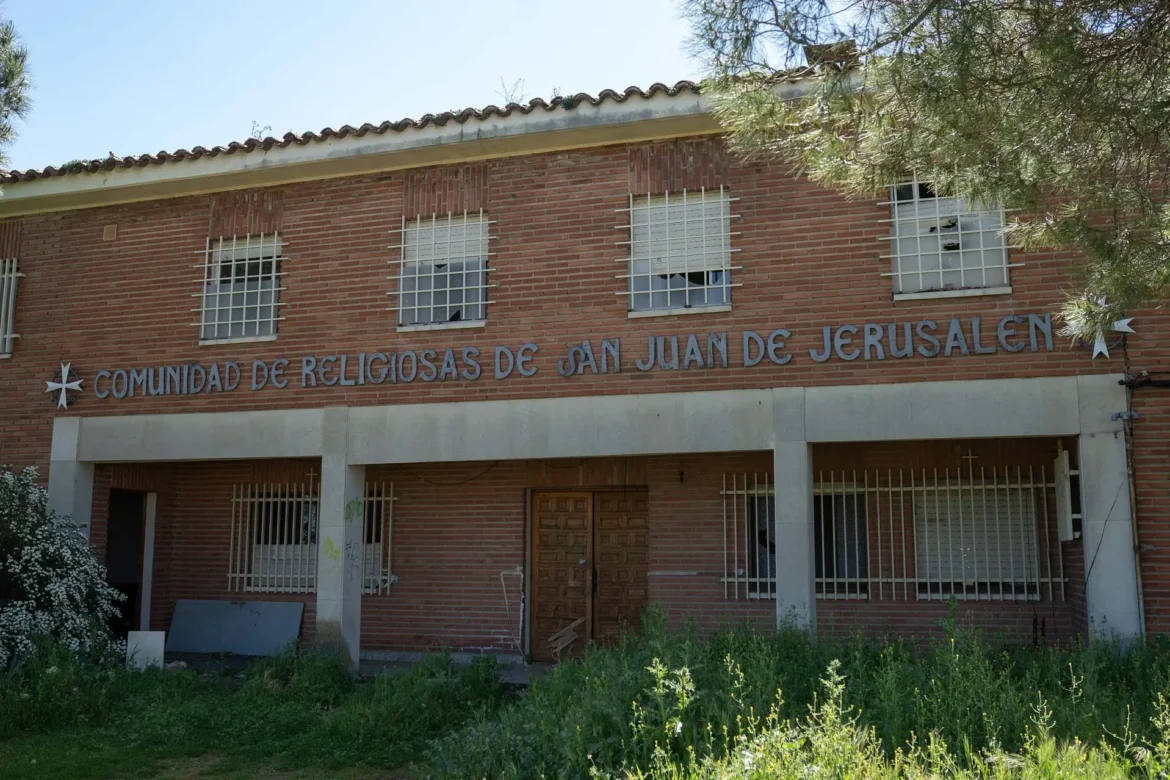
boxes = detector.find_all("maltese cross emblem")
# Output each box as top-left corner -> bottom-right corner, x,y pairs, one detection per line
45,362 -> 83,410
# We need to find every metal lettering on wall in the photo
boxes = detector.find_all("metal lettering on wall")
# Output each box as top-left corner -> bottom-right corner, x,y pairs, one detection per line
74,313 -> 1054,402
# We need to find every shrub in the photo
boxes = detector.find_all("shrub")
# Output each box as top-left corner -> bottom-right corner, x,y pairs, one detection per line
0,466 -> 124,670
428,609 -> 1170,778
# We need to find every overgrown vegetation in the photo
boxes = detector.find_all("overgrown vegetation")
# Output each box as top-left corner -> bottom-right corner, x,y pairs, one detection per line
0,648 -> 502,777
5,609 -> 1170,777
0,466 -> 123,670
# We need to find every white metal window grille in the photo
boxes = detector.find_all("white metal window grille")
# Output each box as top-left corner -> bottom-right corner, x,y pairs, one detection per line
721,474 -> 775,599
814,486 -> 869,599
197,233 -> 285,343
391,211 -> 494,327
227,482 -> 395,595
362,482 -> 396,595
228,483 -> 319,594
0,258 -> 21,356
913,474 -> 1040,600
722,465 -> 1063,603
884,177 -> 1014,298
620,188 -> 738,314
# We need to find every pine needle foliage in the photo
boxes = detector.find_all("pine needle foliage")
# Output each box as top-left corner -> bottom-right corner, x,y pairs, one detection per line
686,1 -> 1170,340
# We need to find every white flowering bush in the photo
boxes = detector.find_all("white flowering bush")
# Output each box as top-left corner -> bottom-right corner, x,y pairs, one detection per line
0,466 -> 123,670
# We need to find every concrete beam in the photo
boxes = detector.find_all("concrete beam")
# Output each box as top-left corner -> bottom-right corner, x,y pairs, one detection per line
347,389 -> 775,464
805,376 -> 1081,442
76,409 -> 325,462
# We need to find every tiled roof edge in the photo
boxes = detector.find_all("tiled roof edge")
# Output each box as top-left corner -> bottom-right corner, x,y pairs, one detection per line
1,80 -> 722,184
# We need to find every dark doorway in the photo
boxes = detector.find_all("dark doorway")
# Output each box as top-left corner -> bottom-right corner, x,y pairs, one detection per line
106,489 -> 146,638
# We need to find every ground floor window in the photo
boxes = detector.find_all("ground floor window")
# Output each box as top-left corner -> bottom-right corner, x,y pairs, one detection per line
722,456 -> 1065,603
227,481 -> 395,595
913,478 -> 1039,600
814,491 -> 869,598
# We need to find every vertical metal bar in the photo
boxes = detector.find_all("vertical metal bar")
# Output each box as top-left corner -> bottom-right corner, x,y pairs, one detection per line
245,484 -> 254,592
1039,464 -> 1052,602
964,456 -> 973,598
873,469 -> 882,601
926,468 -> 935,600
944,467 -> 954,599
722,472 -> 728,600
1028,466 -> 1040,600
201,238 -> 212,339
999,466 -> 1013,600
1049,465 -> 1065,601
227,484 -> 237,591
387,482 -> 395,596
853,469 -> 863,600
681,188 -> 690,307
261,483 -> 270,592
743,473 -> 750,599
273,481 -> 283,592
0,259 -> 11,353
900,468 -> 908,601
830,470 -> 838,598
818,471 -> 826,600
992,466 -> 1003,600
307,479 -> 313,593
663,190 -> 670,310
980,466 -> 990,601
242,484 -> 252,592
764,470 -> 773,597
732,472 -> 739,601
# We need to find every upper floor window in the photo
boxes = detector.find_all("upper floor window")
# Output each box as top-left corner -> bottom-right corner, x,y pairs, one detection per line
888,178 -> 1011,299
0,257 -> 21,357
624,188 -> 736,316
393,211 -> 492,330
199,233 -> 284,344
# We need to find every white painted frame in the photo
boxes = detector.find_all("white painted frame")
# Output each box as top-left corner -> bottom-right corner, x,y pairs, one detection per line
138,492 -> 157,632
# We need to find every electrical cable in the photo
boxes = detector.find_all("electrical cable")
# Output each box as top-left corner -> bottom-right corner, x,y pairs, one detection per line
1083,477 -> 1126,587
399,461 -> 499,487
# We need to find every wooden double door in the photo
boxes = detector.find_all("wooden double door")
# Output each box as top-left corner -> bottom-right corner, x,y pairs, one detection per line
530,490 -> 649,661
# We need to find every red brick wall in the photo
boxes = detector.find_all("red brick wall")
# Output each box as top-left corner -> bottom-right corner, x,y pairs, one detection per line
91,460 -> 318,643
117,448 -> 1074,655
2,133 -> 1164,635
363,462 -> 527,654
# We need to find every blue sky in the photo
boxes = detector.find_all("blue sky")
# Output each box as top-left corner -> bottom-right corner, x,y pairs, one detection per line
3,0 -> 700,171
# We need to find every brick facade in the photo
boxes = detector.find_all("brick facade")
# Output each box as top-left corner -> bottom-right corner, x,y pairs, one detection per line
2,131 -> 1165,648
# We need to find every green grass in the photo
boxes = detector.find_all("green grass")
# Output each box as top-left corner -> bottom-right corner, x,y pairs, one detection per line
6,608 -> 1170,778
0,647 -> 502,778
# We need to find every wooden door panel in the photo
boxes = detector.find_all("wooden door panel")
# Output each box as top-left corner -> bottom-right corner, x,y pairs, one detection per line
593,491 -> 649,646
530,492 -> 592,661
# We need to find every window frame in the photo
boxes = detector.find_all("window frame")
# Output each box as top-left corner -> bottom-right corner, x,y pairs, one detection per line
198,233 -> 285,345
227,481 -> 396,596
392,210 -> 493,331
913,481 -> 1041,601
0,257 -> 21,358
884,177 -> 1016,301
621,187 -> 739,318
813,488 -> 870,599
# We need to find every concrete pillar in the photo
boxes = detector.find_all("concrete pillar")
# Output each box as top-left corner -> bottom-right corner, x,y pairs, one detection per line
1077,375 -> 1142,639
47,417 -> 94,538
773,389 -> 815,631
315,407 -> 364,669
